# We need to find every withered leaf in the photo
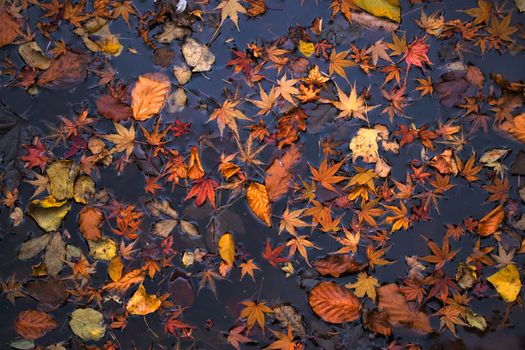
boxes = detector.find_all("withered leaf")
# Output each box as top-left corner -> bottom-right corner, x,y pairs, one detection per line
314,254 -> 367,277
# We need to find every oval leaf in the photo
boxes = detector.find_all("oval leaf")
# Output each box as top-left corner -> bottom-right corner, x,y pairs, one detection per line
308,281 -> 361,323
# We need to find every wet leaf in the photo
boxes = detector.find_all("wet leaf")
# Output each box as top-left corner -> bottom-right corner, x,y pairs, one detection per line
78,207 -> 103,241
38,51 -> 90,89
314,254 -> 367,277
246,182 -> 272,227
272,304 -> 307,337
309,281 -> 361,323
73,175 -> 95,204
69,308 -> 106,341
18,234 -> 51,260
15,310 -> 57,340
46,160 -> 79,201
131,73 -> 171,121
87,236 -> 117,261
126,284 -> 161,315
354,0 -> 400,23
108,256 -> 124,282
487,264 -> 522,302
44,232 -> 66,277
218,232 -> 235,265
18,42 -> 51,70
182,38 -> 215,72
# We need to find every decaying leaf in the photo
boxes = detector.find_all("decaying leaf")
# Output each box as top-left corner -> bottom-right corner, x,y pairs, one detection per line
88,236 -> 117,261
78,207 -> 103,241
15,310 -> 57,340
314,254 -> 367,277
69,308 -> 106,341
126,284 -> 161,315
27,197 -> 71,232
182,38 -> 215,72
44,232 -> 66,277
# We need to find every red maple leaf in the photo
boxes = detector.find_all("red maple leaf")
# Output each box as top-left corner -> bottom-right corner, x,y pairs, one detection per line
21,138 -> 49,171
184,178 -> 218,208
226,50 -> 253,77
164,309 -> 195,336
262,240 -> 289,267
405,37 -> 431,72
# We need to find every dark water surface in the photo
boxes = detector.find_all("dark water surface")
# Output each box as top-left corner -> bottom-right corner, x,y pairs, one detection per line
1,0 -> 525,349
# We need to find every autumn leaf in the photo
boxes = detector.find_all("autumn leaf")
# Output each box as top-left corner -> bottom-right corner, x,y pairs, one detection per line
308,281 -> 361,323
216,0 -> 247,31
78,207 -> 103,241
228,325 -> 254,350
247,182 -> 272,227
347,272 -> 380,300
405,37 -> 431,72
209,100 -> 249,138
309,157 -> 347,191
265,145 -> 301,201
108,255 -> 124,282
15,310 -> 58,340
131,73 -> 170,121
332,83 -> 370,120
329,49 -> 354,81
279,207 -> 308,236
240,300 -> 272,331
262,240 -> 289,267
314,254 -> 367,277
478,205 -> 504,236
103,122 -> 135,159
264,326 -> 296,350
184,178 -> 219,208
487,264 -> 522,302
240,259 -> 261,281
219,232 -> 235,266
126,284 -> 161,315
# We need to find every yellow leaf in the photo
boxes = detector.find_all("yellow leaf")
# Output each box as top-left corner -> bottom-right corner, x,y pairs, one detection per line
347,272 -> 379,300
131,73 -> 170,121
87,236 -> 117,261
349,127 -> 381,163
219,233 -> 235,265
246,182 -> 272,227
27,196 -> 71,232
487,264 -> 522,302
126,284 -> 161,315
108,256 -> 124,282
240,300 -> 272,331
46,160 -> 79,201
103,122 -> 136,159
298,40 -> 315,57
354,0 -> 401,23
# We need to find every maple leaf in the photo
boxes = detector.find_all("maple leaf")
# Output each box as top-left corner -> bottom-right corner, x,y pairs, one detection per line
459,154 -> 482,182
240,300 -> 272,332
240,259 -> 261,282
209,100 -> 249,138
421,237 -> 458,269
21,139 -> 49,171
196,269 -> 224,298
482,177 -> 510,203
487,15 -> 517,44
463,0 -> 491,25
491,244 -> 515,268
347,272 -> 379,300
383,202 -> 410,232
358,199 -> 384,227
216,0 -> 247,31
164,309 -> 195,336
279,207 -> 308,236
334,227 -> 360,255
228,325 -> 254,350
387,32 -> 407,56
246,0 -> 266,17
404,37 -> 431,72
329,49 -> 354,81
264,326 -> 296,350
309,157 -> 347,192
275,107 -> 308,148
265,145 -> 301,201
249,84 -> 276,115
435,304 -> 465,336
367,39 -> 394,66
275,74 -> 299,105
227,50 -> 253,76
262,240 -> 289,267
332,83 -> 371,120
184,178 -> 219,208
286,235 -> 318,266
103,122 -> 135,159
416,75 -> 433,97
111,0 -> 136,27
367,246 -> 395,270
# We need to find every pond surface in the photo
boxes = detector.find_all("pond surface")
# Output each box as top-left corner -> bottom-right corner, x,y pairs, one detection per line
1,0 -> 525,349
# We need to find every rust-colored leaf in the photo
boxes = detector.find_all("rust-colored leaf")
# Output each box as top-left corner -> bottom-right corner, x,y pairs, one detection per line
478,205 -> 504,236
78,207 -> 103,241
308,281 -> 361,323
314,254 -> 367,277
131,73 -> 170,121
246,182 -> 271,227
15,309 -> 58,340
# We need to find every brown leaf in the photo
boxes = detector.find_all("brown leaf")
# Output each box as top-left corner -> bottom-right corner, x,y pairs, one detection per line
38,51 -> 90,89
96,95 -> 132,122
78,207 -> 103,240
15,309 -> 58,340
265,145 -> 300,201
364,310 -> 392,336
478,205 -> 504,236
377,283 -> 432,333
466,65 -> 484,89
131,73 -> 171,121
0,9 -> 21,48
246,182 -> 271,226
308,281 -> 361,323
314,254 -> 367,277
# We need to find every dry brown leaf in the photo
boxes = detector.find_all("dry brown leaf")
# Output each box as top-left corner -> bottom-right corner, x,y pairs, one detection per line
14,310 -> 57,340
265,145 -> 301,201
314,254 -> 367,277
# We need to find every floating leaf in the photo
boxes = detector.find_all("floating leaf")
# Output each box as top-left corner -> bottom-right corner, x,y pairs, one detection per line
182,38 -> 215,72
44,232 -> 66,277
78,207 -> 103,241
73,175 -> 95,204
46,160 -> 79,201
487,264 -> 522,302
88,236 -> 117,261
18,41 -> 51,70
308,281 -> 361,323
18,234 -> 51,260
131,73 -> 171,121
126,284 -> 161,315
219,232 -> 235,265
69,308 -> 106,341
246,182 -> 272,227
15,310 -> 57,340
354,0 -> 401,23
108,256 -> 124,282
314,254 -> 367,277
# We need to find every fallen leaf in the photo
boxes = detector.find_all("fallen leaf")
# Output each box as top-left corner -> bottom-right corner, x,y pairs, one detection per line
131,73 -> 170,121
126,284 -> 161,315
219,232 -> 235,265
487,264 -> 522,302
18,41 -> 51,70
182,38 -> 215,72
354,0 -> 400,23
78,207 -> 103,240
44,232 -> 66,277
314,254 -> 367,277
308,281 -> 361,323
15,310 -> 57,340
27,196 -> 71,232
108,256 -> 124,282
87,236 -> 117,261
247,182 -> 272,227
69,308 -> 106,341
347,272 -> 379,300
